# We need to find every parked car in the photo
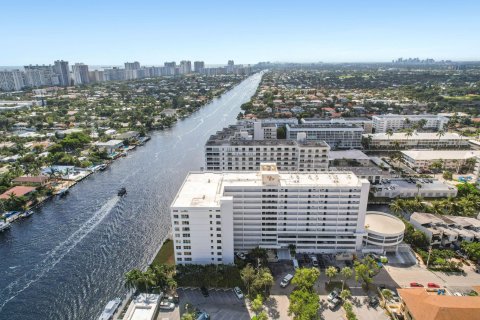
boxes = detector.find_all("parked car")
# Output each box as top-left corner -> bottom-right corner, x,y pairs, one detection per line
196,311 -> 210,320
236,252 -> 246,260
410,282 -> 424,287
159,300 -> 175,310
327,289 -> 339,302
368,296 -> 379,308
428,283 -> 441,288
233,286 -> 244,299
475,267 -> 480,274
453,292 -> 463,296
200,286 -> 209,297
328,297 -> 342,310
280,274 -> 294,288
311,255 -> 318,267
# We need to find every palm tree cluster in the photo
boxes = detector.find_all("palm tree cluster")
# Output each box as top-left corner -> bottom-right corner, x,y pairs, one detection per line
389,188 -> 480,218
124,264 -> 176,294
240,264 -> 274,298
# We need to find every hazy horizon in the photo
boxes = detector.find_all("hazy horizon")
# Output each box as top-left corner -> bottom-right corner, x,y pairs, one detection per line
1,0 -> 479,65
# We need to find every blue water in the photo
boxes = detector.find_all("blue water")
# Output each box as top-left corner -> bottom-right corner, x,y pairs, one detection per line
0,73 -> 263,320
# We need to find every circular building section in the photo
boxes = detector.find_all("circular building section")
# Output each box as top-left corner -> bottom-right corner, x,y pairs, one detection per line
364,211 -> 405,253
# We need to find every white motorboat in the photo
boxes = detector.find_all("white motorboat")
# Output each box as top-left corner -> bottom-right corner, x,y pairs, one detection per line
98,298 -> 122,320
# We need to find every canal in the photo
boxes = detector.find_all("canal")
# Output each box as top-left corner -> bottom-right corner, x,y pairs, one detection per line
0,72 -> 263,320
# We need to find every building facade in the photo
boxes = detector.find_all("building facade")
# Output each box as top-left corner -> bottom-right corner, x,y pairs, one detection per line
54,60 -> 71,86
171,164 -> 370,265
286,123 -> 364,149
365,132 -> 468,149
372,114 -> 448,133
301,118 -> 373,133
72,63 -> 90,85
205,125 -> 330,172
401,150 -> 480,172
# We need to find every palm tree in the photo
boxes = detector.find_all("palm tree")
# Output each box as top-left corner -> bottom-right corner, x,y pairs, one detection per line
259,268 -> 274,296
340,289 -> 351,301
340,267 -> 353,290
389,199 -> 403,215
436,130 -> 445,149
325,266 -> 338,284
241,264 -> 256,296
404,128 -> 414,147
417,119 -> 427,131
386,129 -> 394,146
124,269 -> 143,291
381,289 -> 393,302
416,183 -> 422,196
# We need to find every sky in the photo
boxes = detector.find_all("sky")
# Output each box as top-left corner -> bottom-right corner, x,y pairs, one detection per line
0,0 -> 479,65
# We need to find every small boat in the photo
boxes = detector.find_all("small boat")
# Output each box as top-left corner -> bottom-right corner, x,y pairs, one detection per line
57,188 -> 69,197
0,221 -> 11,232
98,297 -> 122,320
3,211 -> 21,222
20,210 -> 34,218
117,187 -> 127,197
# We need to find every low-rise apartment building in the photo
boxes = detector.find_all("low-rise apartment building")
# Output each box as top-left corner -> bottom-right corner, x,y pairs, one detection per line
364,132 -> 468,149
410,212 -> 480,247
301,118 -> 373,133
372,114 -> 448,133
402,150 -> 480,172
286,123 -> 364,149
170,163 -> 370,265
372,179 -> 457,199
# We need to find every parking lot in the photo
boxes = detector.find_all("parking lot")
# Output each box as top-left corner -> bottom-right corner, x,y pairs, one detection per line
320,295 -> 389,320
159,288 -> 250,320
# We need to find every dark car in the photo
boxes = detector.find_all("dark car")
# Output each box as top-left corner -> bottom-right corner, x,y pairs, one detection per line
368,296 -> 379,308
200,286 -> 209,297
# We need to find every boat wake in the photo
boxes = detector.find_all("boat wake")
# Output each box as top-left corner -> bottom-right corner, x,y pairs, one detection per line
0,196 -> 120,312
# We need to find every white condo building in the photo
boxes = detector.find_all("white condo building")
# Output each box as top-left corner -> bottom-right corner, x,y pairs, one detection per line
285,123 -> 364,149
171,163 -> 370,265
372,114 -> 448,133
205,124 -> 330,172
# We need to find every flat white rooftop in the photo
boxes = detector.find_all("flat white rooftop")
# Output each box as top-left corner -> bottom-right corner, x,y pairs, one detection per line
365,211 -> 405,235
365,132 -> 462,140
172,168 -> 364,208
402,150 -> 480,160
329,149 -> 370,160
372,114 -> 446,119
123,294 -> 160,320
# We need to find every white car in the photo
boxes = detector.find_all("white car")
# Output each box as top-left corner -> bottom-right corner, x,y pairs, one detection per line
159,301 -> 175,310
233,286 -> 244,299
327,289 -> 339,302
236,252 -> 246,260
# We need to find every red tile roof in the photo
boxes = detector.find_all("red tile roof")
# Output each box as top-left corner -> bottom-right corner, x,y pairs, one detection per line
0,186 -> 37,199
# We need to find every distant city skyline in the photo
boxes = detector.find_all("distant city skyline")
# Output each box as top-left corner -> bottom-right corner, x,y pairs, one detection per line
1,0 -> 480,65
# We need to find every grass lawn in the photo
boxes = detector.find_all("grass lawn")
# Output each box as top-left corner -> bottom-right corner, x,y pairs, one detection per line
152,238 -> 175,265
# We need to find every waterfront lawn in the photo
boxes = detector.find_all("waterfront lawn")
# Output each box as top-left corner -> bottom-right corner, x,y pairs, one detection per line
175,264 -> 243,288
152,239 -> 175,265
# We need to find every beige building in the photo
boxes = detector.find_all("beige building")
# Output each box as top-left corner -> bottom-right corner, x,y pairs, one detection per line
402,150 -> 480,172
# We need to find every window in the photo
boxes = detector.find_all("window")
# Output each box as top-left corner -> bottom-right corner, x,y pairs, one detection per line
173,215 -> 179,219
177,258 -> 182,261
184,246 -> 191,250
176,246 -> 182,250
184,252 -> 192,256
183,234 -> 190,237
217,240 -> 222,243
185,258 -> 192,261
181,214 -> 189,219
216,215 -> 221,218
